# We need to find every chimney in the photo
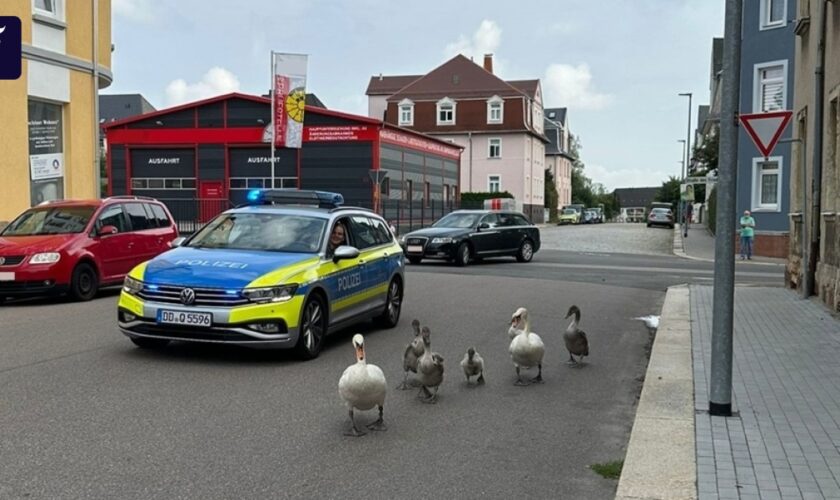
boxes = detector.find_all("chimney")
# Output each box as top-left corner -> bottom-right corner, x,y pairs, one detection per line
483,54 -> 493,74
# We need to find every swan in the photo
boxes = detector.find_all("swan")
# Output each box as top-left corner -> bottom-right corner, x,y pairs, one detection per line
508,307 -> 545,385
416,326 -> 445,403
564,305 -> 590,366
397,319 -> 425,390
634,315 -> 660,335
338,334 -> 387,437
460,347 -> 485,385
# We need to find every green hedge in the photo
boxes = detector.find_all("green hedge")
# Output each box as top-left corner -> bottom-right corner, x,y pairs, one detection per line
708,186 -> 717,235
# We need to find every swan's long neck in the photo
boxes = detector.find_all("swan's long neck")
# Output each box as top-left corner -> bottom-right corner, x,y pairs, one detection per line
567,315 -> 579,331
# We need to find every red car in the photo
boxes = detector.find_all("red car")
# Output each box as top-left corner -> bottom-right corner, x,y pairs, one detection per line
0,197 -> 178,302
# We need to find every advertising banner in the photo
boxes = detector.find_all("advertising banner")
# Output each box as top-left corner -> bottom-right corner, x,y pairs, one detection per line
272,53 -> 308,148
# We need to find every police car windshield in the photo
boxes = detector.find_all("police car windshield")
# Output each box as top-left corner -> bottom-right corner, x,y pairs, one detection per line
433,213 -> 482,229
1,206 -> 94,236
187,213 -> 326,253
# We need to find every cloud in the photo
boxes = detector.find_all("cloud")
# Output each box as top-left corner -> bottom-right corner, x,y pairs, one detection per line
444,19 -> 502,68
543,63 -> 613,110
112,0 -> 155,23
164,67 -> 240,106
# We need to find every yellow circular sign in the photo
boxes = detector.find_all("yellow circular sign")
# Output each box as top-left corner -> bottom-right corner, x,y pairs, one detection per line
286,88 -> 306,123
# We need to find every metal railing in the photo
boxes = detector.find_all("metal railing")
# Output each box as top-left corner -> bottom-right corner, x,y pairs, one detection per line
157,198 -> 234,234
380,198 -> 459,235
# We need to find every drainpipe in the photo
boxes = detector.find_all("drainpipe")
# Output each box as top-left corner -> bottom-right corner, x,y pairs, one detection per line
804,0 -> 829,298
468,131 -> 473,192
92,0 -> 100,198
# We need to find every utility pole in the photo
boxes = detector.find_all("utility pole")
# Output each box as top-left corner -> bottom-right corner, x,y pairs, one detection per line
709,0 -> 742,417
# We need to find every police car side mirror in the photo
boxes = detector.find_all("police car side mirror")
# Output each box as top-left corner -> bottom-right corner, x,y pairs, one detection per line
478,223 -> 490,230
332,245 -> 360,263
169,236 -> 186,248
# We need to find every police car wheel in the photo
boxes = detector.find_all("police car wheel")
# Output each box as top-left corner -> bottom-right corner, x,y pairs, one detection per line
130,337 -> 170,349
375,278 -> 402,328
455,243 -> 470,267
296,295 -> 327,359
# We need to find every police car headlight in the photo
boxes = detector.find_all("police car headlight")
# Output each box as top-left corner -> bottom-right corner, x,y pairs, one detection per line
431,237 -> 453,244
122,276 -> 143,295
243,284 -> 299,303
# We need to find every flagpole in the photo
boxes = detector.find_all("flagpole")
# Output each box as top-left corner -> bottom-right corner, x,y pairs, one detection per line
270,51 -> 276,190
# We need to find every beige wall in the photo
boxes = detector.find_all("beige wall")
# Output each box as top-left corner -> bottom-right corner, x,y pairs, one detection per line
0,0 -> 111,222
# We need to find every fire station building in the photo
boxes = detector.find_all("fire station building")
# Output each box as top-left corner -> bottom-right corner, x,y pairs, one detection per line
103,93 -> 462,230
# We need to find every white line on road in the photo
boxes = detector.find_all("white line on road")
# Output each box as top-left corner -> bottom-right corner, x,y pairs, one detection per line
529,262 -> 782,278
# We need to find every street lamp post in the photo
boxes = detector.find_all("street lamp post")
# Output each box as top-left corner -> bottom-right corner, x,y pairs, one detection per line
678,139 -> 686,232
679,92 -> 693,235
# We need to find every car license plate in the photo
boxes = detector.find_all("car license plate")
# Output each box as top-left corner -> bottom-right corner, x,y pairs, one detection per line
157,310 -> 212,327
407,245 -> 423,253
0,272 -> 14,281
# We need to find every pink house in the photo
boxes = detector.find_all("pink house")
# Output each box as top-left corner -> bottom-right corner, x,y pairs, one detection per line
365,54 -> 549,223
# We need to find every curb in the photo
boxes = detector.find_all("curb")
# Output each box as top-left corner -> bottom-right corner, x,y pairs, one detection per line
615,285 -> 697,500
671,225 -> 786,268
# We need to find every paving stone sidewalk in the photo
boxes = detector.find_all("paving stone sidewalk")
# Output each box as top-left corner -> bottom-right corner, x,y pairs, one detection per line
692,285 -> 840,499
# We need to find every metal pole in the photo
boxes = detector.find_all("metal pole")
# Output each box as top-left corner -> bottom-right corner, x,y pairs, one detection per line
270,51 -> 276,189
92,0 -> 100,198
709,0 -> 742,417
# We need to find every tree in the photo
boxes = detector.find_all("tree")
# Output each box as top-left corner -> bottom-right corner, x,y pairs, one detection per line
692,128 -> 719,176
655,176 -> 681,210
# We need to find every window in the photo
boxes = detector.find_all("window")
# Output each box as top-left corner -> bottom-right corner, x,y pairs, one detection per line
487,96 -> 503,123
398,99 -> 414,126
752,157 -> 782,211
124,203 -> 154,231
755,62 -> 787,112
348,216 -> 378,250
28,100 -> 65,206
437,97 -> 455,125
368,217 -> 394,245
479,213 -> 500,228
488,138 -> 502,158
488,175 -> 501,193
149,203 -> 172,227
96,205 -> 127,233
760,0 -> 786,29
33,0 -> 62,19
381,177 -> 390,197
405,179 -> 413,201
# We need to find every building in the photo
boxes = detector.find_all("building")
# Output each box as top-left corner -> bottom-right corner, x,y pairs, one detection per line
787,0 -> 840,309
0,0 -> 112,222
614,187 -> 660,223
544,107 -> 573,210
365,54 -> 549,222
99,93 -> 156,125
735,0 -> 796,258
102,92 -> 462,233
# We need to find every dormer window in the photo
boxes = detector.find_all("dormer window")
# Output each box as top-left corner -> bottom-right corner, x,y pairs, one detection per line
437,97 -> 456,126
398,99 -> 414,126
487,96 -> 503,124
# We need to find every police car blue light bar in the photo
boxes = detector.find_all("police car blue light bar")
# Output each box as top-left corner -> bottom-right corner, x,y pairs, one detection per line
246,189 -> 344,209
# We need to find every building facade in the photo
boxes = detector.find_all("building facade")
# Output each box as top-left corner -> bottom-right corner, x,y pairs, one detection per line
544,107 -> 573,210
736,0 -> 796,258
787,0 -> 840,310
0,0 -> 112,223
103,93 -> 462,234
365,54 -> 548,223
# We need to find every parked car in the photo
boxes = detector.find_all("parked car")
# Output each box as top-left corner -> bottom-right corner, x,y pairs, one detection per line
589,207 -> 604,223
558,208 -> 580,225
0,196 -> 178,302
582,210 -> 597,224
399,210 -> 540,266
117,189 -> 404,359
647,207 -> 675,229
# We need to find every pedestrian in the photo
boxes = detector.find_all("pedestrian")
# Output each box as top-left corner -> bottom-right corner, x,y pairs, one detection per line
739,210 -> 755,260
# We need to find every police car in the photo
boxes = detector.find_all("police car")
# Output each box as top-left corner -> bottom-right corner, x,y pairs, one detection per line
117,190 -> 405,359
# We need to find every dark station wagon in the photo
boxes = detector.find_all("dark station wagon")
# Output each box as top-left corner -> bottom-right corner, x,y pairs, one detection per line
398,210 -> 541,266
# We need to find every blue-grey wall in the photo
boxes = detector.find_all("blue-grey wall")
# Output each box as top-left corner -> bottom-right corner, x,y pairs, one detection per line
737,0 -> 796,233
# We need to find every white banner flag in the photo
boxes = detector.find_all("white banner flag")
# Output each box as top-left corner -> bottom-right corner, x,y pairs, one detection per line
272,53 -> 308,149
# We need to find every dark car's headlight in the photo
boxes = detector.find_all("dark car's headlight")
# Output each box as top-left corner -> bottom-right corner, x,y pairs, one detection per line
431,237 -> 454,244
123,276 -> 143,295
243,284 -> 299,303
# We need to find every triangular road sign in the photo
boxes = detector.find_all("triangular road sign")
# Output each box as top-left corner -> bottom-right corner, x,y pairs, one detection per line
739,110 -> 793,158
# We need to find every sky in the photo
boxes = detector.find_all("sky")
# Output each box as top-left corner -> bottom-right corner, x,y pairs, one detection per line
106,0 -> 725,191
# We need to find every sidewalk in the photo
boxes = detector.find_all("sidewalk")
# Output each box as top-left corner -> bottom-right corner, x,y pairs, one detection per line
673,224 -> 787,266
617,285 -> 840,499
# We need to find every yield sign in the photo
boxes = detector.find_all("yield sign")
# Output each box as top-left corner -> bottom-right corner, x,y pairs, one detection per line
739,110 -> 793,158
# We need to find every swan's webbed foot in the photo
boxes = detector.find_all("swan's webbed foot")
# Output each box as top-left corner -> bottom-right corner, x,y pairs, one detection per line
343,410 -> 366,437
366,406 -> 387,431
477,373 -> 485,385
530,365 -> 544,384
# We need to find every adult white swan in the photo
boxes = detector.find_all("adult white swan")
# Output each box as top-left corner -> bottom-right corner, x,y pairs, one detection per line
338,334 -> 387,437
509,307 -> 545,385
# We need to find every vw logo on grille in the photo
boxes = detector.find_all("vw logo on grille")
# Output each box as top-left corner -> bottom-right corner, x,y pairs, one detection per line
180,288 -> 196,305
0,257 -> 5,266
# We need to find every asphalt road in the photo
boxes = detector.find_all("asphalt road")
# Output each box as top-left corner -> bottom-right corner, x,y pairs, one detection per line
0,226 -> 784,499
